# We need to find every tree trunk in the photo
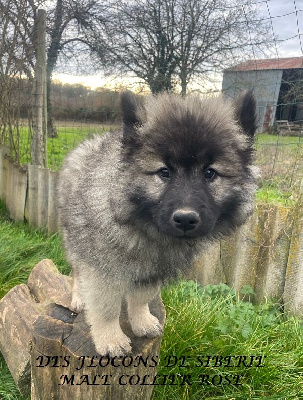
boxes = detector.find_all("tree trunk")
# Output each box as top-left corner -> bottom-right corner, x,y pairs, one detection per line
46,0 -> 65,138
31,9 -> 47,167
149,72 -> 174,94
46,74 -> 57,138
180,71 -> 187,96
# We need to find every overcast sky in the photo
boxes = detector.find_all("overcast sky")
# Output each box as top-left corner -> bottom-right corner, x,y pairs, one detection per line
55,0 -> 303,89
259,0 -> 303,57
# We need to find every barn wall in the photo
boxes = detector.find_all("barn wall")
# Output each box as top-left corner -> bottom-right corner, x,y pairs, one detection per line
222,69 -> 283,132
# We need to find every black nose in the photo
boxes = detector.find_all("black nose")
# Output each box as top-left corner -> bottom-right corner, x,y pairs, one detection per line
172,209 -> 201,233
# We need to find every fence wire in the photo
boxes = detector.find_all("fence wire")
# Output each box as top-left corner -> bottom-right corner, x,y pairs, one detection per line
0,0 -> 302,205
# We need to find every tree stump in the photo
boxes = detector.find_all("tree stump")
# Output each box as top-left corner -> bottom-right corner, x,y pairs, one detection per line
0,259 -> 166,399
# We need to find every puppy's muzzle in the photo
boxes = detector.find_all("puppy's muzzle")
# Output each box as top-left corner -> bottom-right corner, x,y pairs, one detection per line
171,209 -> 201,234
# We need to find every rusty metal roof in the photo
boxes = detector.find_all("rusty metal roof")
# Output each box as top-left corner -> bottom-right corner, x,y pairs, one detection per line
226,57 -> 303,71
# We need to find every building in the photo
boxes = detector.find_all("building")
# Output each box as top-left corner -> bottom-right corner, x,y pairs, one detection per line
222,57 -> 303,132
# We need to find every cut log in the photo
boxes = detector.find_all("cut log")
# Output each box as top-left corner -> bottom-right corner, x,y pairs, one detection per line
0,259 -> 166,399
27,259 -> 72,308
0,284 -> 40,395
31,297 -> 164,400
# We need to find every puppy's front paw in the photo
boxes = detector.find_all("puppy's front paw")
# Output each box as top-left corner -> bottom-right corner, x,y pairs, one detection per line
94,331 -> 132,357
129,310 -> 163,338
91,320 -> 132,356
70,294 -> 84,313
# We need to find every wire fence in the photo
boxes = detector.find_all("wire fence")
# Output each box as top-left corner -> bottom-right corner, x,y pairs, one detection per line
0,0 -> 302,318
0,0 -> 302,205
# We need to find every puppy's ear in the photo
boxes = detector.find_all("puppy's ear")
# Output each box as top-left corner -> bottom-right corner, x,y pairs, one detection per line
121,91 -> 145,131
234,90 -> 258,138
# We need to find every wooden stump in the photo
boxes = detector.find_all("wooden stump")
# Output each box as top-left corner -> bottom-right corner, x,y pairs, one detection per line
0,259 -> 166,399
0,283 -> 40,395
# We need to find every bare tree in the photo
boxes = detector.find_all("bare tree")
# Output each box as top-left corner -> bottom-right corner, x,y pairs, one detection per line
0,0 -> 108,138
0,0 -> 37,80
45,0 -> 107,137
0,0 -> 38,161
88,0 -> 179,94
89,0 -> 272,94
1,0 -> 273,145
175,0 -> 271,95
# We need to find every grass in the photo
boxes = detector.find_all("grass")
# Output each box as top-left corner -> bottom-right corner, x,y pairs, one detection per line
153,282 -> 303,399
0,202 -> 302,399
3,121 -> 302,205
0,201 -> 70,298
254,133 -> 302,206
47,123 -> 118,170
0,201 -> 69,399
6,121 -> 117,171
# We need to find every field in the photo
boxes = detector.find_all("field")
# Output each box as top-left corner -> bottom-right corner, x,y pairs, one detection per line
11,121 -> 116,170
5,121 -> 302,205
0,200 -> 302,399
254,133 -> 302,205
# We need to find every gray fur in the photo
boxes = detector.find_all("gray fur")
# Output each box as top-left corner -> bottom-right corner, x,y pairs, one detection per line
58,91 -> 259,356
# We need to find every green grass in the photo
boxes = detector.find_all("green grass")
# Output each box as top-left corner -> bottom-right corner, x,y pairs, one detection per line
254,133 -> 302,206
0,202 -> 302,399
0,201 -> 70,298
153,282 -> 303,399
0,201 -> 70,399
255,133 -> 302,146
4,123 -> 302,205
47,123 -> 118,170
0,355 -> 28,400
5,121 -> 117,171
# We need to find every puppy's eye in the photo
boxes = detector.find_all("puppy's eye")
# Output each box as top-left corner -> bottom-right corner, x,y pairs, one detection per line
204,168 -> 216,181
157,168 -> 170,179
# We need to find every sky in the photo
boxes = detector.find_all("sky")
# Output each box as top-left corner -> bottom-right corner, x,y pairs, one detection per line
54,0 -> 303,91
259,0 -> 303,57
